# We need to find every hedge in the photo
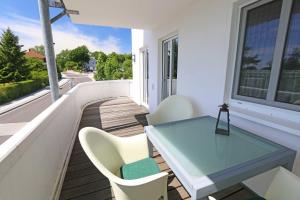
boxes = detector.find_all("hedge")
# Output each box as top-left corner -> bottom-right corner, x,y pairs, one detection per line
0,77 -> 49,105
31,71 -> 50,83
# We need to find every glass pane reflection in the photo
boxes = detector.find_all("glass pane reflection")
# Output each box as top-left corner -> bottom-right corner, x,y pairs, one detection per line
276,0 -> 300,105
238,0 -> 282,99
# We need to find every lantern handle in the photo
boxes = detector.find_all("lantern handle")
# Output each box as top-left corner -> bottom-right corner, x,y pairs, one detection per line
218,103 -> 229,111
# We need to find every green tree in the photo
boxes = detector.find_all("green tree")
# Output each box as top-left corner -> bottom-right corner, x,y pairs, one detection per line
94,64 -> 105,80
96,51 -> 107,63
68,45 -> 90,69
241,46 -> 260,69
94,56 -> 105,80
117,54 -> 125,64
91,51 -> 98,59
30,45 -> 45,56
124,53 -> 132,60
0,28 -> 29,83
65,61 -> 79,70
26,57 -> 46,71
122,59 -> 132,79
94,51 -> 107,80
56,49 -> 70,70
56,46 -> 90,72
283,48 -> 300,70
93,52 -> 132,80
104,53 -> 119,80
91,51 -> 107,61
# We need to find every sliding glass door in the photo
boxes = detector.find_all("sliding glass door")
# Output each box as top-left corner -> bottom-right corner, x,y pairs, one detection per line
162,36 -> 178,100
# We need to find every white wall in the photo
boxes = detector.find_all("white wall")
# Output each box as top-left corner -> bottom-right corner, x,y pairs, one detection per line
132,0 -> 300,195
143,30 -> 160,111
177,0 -> 234,116
131,29 -> 144,105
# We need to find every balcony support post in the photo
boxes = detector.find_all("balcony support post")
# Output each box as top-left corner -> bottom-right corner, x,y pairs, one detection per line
38,0 -> 60,102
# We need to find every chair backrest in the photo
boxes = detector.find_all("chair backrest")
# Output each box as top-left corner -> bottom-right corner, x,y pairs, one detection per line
265,167 -> 300,200
150,95 -> 194,125
79,128 -> 124,177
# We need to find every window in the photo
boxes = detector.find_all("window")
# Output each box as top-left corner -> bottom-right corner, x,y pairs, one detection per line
276,0 -> 300,105
233,0 -> 300,111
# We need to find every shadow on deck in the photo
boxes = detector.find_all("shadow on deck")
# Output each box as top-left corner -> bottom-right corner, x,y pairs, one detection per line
59,97 -> 256,200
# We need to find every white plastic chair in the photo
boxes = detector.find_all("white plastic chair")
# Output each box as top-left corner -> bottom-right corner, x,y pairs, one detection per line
79,127 -> 168,200
208,167 -> 300,200
263,166 -> 300,200
146,95 -> 194,125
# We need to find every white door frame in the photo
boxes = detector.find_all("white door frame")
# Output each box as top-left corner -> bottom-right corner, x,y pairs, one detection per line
161,34 -> 178,101
139,47 -> 149,107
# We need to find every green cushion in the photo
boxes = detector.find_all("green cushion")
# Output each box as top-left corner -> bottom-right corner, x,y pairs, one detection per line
121,158 -> 160,180
245,196 -> 266,200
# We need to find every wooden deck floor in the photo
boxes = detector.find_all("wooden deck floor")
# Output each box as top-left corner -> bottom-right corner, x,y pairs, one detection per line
59,97 -> 256,200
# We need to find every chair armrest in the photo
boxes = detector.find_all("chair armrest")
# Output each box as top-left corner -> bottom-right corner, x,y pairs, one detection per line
117,133 -> 150,164
265,167 -> 300,200
112,172 -> 169,200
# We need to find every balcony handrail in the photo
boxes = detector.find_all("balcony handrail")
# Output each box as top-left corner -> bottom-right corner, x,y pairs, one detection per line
0,80 -> 133,200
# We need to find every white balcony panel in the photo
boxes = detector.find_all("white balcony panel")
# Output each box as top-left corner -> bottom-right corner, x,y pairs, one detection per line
0,80 -> 133,200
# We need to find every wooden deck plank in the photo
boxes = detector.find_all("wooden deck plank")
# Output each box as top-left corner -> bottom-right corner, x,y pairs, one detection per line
59,97 -> 256,200
62,173 -> 106,191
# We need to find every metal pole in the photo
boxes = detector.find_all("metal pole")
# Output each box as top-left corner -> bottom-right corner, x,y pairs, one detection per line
38,0 -> 60,102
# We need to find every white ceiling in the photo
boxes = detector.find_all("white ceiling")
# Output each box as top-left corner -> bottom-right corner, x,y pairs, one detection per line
61,0 -> 196,29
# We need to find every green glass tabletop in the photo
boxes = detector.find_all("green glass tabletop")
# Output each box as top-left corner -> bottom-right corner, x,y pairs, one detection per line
150,116 -> 281,177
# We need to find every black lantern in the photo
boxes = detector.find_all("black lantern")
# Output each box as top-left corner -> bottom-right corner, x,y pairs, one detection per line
215,103 -> 230,136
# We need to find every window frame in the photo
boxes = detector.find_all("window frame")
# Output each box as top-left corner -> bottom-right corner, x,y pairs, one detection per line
161,35 -> 178,101
231,0 -> 300,112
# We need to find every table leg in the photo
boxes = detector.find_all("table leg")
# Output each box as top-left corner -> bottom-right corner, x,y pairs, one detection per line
285,154 -> 296,171
147,138 -> 154,157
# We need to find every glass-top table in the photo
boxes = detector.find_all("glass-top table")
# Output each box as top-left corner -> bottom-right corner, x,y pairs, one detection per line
145,116 -> 296,200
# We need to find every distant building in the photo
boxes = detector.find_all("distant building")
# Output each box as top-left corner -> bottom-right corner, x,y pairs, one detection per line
25,49 -> 46,62
84,57 -> 97,72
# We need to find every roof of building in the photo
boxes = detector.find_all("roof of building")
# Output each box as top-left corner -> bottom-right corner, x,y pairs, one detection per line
25,49 -> 45,60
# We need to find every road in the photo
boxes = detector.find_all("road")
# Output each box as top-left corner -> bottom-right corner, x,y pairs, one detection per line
0,71 -> 92,144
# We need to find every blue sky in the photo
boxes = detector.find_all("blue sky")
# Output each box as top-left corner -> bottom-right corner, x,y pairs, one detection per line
0,0 -> 132,54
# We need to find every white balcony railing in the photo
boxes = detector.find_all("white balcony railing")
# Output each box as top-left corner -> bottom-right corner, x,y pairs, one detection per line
0,80 -> 134,200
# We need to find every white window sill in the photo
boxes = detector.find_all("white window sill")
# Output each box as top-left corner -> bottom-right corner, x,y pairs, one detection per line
230,100 -> 300,137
